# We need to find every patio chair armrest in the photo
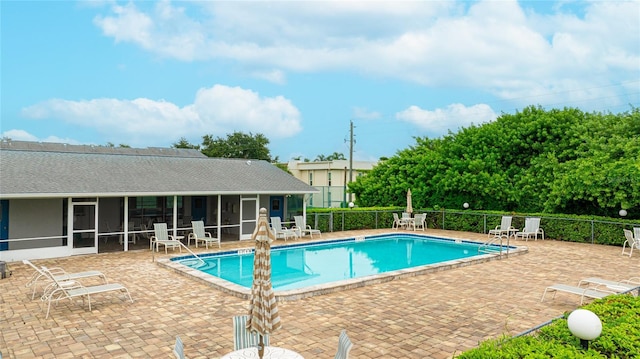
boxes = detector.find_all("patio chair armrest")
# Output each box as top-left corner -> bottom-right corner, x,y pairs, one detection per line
592,284 -> 617,294
621,277 -> 640,285
188,233 -> 196,240
46,267 -> 68,276
205,232 -> 212,238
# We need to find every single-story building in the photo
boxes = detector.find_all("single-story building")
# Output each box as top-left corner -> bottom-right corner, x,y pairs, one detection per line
0,140 -> 317,261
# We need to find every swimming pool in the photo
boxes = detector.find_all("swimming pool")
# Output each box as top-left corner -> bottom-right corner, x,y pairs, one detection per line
159,233 -> 526,301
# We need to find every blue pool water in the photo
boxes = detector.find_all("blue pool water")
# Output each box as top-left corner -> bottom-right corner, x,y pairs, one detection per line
173,233 -> 488,291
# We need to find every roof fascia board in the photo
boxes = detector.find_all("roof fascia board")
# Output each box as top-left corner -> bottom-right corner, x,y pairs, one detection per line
0,189 -> 319,199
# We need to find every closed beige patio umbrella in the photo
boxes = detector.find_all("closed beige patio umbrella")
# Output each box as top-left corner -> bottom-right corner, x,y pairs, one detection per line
406,189 -> 413,215
247,208 -> 281,359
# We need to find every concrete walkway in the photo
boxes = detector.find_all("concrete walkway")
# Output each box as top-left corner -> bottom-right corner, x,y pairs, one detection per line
1,229 -> 638,358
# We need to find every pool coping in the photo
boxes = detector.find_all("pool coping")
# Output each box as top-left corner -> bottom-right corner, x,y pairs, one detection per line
156,232 -> 528,301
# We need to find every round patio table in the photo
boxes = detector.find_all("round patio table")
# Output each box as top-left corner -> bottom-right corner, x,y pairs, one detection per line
221,346 -> 303,359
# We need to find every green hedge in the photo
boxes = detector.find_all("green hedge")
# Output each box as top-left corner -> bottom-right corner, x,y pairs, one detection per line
456,294 -> 640,358
306,207 -> 640,246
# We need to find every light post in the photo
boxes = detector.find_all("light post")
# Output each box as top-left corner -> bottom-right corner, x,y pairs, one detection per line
619,209 -> 628,217
348,202 -> 355,209
567,309 -> 602,350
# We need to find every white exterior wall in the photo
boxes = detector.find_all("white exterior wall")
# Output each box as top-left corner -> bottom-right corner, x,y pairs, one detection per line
287,160 -> 376,207
0,198 -> 70,262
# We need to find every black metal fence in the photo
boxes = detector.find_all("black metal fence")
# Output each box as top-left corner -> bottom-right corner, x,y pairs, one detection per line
306,209 -> 640,246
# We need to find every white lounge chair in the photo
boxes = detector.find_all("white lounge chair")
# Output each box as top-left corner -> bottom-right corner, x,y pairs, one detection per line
514,217 -> 544,241
189,220 -> 220,249
488,216 -> 515,238
232,315 -> 269,350
151,223 -> 182,253
270,217 -> 297,241
23,259 -> 107,300
40,266 -> 133,319
578,277 -> 640,293
334,329 -> 353,359
541,283 -> 615,305
622,229 -> 640,257
293,215 -> 321,238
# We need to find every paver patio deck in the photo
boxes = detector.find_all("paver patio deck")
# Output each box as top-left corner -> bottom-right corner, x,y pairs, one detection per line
1,228 -> 638,358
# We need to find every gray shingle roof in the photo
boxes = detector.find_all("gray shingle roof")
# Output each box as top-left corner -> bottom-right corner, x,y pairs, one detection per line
0,141 -> 317,198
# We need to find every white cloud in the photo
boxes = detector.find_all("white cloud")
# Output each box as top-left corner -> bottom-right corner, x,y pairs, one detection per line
250,69 -> 287,85
1,129 -> 81,145
352,107 -> 381,120
2,129 -> 39,142
396,104 -> 498,135
94,3 -> 154,49
20,85 -> 302,147
91,0 -> 639,106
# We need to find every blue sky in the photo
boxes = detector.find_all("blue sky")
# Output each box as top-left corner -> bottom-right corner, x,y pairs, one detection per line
2,1 -> 639,162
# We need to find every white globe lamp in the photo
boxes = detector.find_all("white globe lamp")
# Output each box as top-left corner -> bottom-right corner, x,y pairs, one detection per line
619,209 -> 627,217
348,202 -> 355,209
567,309 -> 602,349
463,202 -> 469,209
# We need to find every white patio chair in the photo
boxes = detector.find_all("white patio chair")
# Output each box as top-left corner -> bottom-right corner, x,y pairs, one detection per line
622,229 -> 640,257
410,213 -> 426,231
189,220 -> 220,249
514,217 -> 544,241
174,336 -> 185,359
151,223 -> 182,253
232,315 -> 269,350
488,216 -> 515,238
392,213 -> 403,229
293,215 -> 321,238
334,329 -> 353,359
119,221 -> 137,245
401,212 -> 412,228
270,217 -> 297,241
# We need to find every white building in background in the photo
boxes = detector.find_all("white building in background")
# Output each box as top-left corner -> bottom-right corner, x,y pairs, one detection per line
287,160 -> 377,208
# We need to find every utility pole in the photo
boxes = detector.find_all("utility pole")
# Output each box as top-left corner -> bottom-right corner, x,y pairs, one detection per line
349,120 -> 354,203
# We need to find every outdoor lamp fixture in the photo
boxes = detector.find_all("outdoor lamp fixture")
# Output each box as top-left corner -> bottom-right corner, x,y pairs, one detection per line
567,309 -> 602,350
348,202 -> 355,209
463,202 -> 470,209
619,209 -> 628,217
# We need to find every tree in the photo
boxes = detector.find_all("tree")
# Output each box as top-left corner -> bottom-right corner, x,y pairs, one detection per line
172,137 -> 200,150
200,131 -> 272,161
105,142 -> 130,148
349,106 -> 640,218
314,152 -> 346,161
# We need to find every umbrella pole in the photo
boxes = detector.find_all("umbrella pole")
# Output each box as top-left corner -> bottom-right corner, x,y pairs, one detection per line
258,335 -> 265,359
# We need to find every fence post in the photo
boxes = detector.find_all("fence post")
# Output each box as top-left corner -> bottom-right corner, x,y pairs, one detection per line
483,214 -> 486,235
591,220 -> 595,244
329,212 -> 334,232
314,213 -> 319,231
